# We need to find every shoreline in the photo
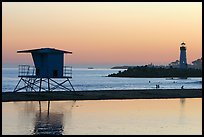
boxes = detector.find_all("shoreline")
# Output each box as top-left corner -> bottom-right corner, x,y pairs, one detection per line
2,89 -> 202,102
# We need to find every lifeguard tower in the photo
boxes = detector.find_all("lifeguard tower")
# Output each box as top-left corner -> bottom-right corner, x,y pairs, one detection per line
13,48 -> 75,92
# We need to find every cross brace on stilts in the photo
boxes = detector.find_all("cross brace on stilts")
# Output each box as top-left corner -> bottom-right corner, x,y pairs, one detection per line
13,77 -> 75,92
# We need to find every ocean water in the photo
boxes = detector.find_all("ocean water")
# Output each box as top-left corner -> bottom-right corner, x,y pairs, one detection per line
2,99 -> 202,135
2,68 -> 202,135
2,68 -> 202,92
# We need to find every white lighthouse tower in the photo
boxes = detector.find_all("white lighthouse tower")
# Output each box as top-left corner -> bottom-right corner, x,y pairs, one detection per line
180,42 -> 187,69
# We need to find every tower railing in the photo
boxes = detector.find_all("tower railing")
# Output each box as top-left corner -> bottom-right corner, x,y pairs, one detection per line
18,65 -> 72,78
18,65 -> 36,77
63,66 -> 72,78
15,65 -> 74,92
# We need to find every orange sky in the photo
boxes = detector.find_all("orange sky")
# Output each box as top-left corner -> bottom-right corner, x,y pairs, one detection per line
2,2 -> 202,67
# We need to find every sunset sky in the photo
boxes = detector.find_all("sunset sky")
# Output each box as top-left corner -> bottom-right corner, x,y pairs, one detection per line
2,2 -> 202,68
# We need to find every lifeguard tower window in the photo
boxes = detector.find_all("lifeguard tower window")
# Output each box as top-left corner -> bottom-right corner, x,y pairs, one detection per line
36,68 -> 40,76
53,70 -> 58,77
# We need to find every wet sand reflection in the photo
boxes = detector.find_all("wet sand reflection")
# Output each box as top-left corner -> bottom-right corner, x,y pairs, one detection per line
179,98 -> 186,125
33,101 -> 75,135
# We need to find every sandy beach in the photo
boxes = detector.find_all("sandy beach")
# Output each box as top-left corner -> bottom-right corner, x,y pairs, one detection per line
2,89 -> 202,102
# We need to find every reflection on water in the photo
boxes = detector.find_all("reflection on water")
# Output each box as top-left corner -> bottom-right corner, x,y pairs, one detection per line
33,101 -> 63,135
180,98 -> 186,105
2,99 -> 202,135
32,101 -> 76,135
179,98 -> 186,125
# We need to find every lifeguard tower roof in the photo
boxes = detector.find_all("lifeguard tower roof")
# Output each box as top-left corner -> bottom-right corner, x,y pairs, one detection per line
17,48 -> 72,54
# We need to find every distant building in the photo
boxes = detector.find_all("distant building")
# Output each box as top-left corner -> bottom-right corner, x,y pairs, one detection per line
188,57 -> 202,69
147,63 -> 154,68
192,57 -> 202,66
169,60 -> 180,68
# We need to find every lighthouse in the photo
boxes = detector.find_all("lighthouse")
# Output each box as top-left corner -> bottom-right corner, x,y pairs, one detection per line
180,42 -> 187,69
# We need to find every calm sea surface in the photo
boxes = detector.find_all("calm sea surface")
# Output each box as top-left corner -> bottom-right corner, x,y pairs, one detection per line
2,68 -> 202,135
2,68 -> 202,92
2,99 -> 202,135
